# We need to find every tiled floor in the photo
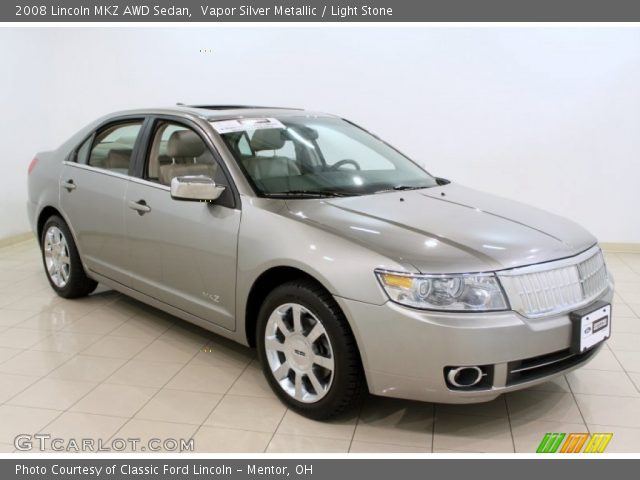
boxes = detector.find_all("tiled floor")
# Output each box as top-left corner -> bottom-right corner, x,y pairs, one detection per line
0,239 -> 639,453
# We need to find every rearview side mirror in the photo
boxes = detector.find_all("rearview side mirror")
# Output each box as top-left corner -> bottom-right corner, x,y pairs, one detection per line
170,175 -> 225,202
435,177 -> 451,186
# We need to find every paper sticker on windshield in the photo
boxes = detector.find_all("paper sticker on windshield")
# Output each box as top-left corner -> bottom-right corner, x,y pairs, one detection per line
211,117 -> 285,134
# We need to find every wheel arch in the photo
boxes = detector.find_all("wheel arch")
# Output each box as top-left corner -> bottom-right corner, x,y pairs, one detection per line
37,206 -> 64,244
244,265 -> 357,350
36,206 -> 84,264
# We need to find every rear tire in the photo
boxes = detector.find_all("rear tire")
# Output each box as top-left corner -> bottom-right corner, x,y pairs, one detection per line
257,279 -> 365,420
41,215 -> 98,298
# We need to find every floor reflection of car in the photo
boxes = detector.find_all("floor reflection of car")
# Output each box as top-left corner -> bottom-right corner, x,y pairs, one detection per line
27,105 -> 613,419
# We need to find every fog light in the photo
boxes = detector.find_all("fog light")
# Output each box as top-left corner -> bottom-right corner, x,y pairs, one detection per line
444,365 -> 493,390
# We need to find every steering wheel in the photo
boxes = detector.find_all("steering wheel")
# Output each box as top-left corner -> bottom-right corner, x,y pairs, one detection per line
329,159 -> 361,171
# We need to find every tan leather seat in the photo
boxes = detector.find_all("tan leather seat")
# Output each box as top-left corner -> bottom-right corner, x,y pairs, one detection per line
243,129 -> 300,180
250,128 -> 286,151
160,163 -> 217,186
105,149 -> 131,171
147,140 -> 170,180
158,130 -> 217,185
167,130 -> 206,161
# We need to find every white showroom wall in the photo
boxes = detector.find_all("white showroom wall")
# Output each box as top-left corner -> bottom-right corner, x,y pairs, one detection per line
1,27 -> 639,242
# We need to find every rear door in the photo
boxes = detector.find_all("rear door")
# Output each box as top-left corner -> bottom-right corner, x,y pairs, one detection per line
124,117 -> 241,330
60,118 -> 146,286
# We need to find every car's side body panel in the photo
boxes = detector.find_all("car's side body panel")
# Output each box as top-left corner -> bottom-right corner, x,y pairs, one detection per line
27,150 -> 62,235
124,177 -> 241,331
87,267 -> 246,345
60,163 -> 131,286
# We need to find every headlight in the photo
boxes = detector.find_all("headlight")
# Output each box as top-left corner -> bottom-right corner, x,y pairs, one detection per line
375,270 -> 508,312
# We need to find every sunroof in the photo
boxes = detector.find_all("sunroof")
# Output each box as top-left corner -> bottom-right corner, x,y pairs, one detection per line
181,104 -> 299,111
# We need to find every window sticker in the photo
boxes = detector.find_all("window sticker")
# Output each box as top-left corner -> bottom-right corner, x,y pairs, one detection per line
211,117 -> 285,134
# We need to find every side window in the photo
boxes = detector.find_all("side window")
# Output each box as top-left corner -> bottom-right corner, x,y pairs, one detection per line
146,121 -> 219,186
88,122 -> 143,174
74,136 -> 92,165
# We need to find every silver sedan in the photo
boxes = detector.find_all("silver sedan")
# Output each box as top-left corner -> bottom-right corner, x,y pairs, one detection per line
26,105 -> 613,419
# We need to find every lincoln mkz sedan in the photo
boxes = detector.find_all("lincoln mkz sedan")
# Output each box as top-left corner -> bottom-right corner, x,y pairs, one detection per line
27,105 -> 613,419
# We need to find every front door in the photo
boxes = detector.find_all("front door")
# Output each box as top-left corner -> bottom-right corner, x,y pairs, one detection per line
124,120 -> 241,330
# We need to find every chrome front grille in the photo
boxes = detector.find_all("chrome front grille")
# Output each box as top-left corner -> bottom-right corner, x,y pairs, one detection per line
578,250 -> 610,300
498,246 -> 609,318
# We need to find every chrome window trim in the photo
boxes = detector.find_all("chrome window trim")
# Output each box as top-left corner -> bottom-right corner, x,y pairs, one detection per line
129,176 -> 170,192
63,161 -> 170,191
63,161 -> 251,200
63,160 -> 131,181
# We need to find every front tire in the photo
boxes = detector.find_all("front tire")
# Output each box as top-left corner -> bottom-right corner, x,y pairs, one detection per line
41,215 -> 97,298
257,280 -> 365,419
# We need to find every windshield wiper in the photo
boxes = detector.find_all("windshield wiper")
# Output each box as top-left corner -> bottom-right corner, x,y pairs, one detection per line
263,190 -> 359,198
375,185 -> 429,193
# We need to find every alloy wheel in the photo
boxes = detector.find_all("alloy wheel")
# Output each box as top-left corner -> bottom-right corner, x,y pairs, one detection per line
264,303 -> 335,403
43,226 -> 71,288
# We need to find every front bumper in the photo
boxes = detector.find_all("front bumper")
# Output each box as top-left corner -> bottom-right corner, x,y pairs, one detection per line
335,281 -> 614,403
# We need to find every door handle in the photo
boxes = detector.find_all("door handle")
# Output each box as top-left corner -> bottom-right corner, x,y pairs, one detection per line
62,179 -> 76,192
128,199 -> 151,215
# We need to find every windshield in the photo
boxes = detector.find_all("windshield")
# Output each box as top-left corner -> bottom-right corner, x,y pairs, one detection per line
214,116 -> 438,197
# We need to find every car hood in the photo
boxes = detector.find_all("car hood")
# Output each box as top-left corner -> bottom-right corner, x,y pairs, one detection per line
284,183 -> 597,274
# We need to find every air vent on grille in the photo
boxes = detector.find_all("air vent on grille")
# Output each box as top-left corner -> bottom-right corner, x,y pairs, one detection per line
506,347 -> 600,385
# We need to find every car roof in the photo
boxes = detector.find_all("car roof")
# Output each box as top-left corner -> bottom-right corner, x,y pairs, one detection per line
107,105 -> 337,122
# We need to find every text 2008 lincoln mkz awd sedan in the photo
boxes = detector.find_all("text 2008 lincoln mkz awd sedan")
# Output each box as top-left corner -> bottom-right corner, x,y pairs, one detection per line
27,105 -> 613,419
